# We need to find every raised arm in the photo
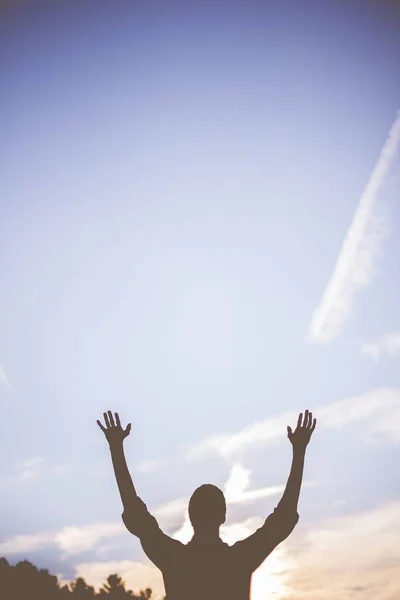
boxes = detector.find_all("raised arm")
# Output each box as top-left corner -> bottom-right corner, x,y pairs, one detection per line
97,411 -> 137,511
97,411 -> 179,571
234,409 -> 316,572
277,409 -> 316,513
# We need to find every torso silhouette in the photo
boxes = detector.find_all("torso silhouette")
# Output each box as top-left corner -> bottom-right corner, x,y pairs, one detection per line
122,497 -> 298,600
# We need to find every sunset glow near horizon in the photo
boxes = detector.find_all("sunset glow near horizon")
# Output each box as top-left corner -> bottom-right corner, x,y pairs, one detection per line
1,1 -> 400,599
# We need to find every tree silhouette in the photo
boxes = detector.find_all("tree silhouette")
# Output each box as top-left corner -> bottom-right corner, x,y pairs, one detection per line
60,583 -> 73,598
0,557 -> 12,599
99,573 -> 134,598
0,558 -> 64,600
0,557 -> 156,600
69,576 -> 96,599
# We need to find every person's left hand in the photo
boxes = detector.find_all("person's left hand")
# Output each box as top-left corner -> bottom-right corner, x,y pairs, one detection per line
287,410 -> 316,451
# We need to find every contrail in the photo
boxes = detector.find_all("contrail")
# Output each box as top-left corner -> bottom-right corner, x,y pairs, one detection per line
308,110 -> 400,343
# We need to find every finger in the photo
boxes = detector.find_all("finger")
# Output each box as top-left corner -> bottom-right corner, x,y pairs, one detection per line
304,409 -> 309,428
97,420 -> 106,433
115,413 -> 122,428
125,423 -> 131,436
308,411 -> 313,428
108,411 -> 115,427
311,418 -> 317,433
287,426 -> 292,437
104,412 -> 111,428
297,413 -> 303,428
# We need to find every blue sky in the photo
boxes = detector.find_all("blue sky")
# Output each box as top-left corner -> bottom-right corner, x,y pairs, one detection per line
1,1 -> 400,598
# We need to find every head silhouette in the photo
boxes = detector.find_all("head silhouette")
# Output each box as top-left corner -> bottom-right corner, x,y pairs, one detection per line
188,484 -> 226,532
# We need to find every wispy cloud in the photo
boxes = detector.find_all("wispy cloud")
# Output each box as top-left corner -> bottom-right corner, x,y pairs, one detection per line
0,458 -> 43,489
20,457 -> 44,480
55,523 -> 125,556
362,332 -> 400,361
308,110 -> 400,343
186,410 -> 297,461
0,457 -> 67,490
0,522 -> 125,556
186,387 -> 400,460
282,501 -> 400,600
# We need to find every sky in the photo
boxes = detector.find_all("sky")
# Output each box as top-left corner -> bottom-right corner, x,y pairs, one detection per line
1,0 -> 400,598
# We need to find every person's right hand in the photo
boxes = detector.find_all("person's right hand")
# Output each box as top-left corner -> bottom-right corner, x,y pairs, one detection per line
97,411 -> 131,446
287,409 -> 316,451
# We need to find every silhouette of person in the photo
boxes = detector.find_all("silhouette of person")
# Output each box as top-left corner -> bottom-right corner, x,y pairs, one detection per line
97,409 -> 316,600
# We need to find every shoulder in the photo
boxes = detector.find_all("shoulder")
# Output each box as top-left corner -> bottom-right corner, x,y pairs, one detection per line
252,506 -> 299,544
122,496 -> 160,538
142,530 -> 184,551
141,532 -> 185,570
266,506 -> 299,530
232,507 -> 299,550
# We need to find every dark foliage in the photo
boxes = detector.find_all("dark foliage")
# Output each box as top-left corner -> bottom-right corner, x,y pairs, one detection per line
0,557 -> 161,600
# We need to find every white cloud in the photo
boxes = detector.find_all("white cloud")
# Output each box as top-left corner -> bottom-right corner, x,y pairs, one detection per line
0,457 -> 68,489
55,523 -> 125,556
224,463 -> 286,504
308,110 -> 400,343
0,457 -> 46,489
187,410 -> 298,461
224,463 -> 251,500
0,522 -> 125,557
186,387 -> 400,460
362,332 -> 400,361
0,531 -> 55,554
153,497 -> 187,524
